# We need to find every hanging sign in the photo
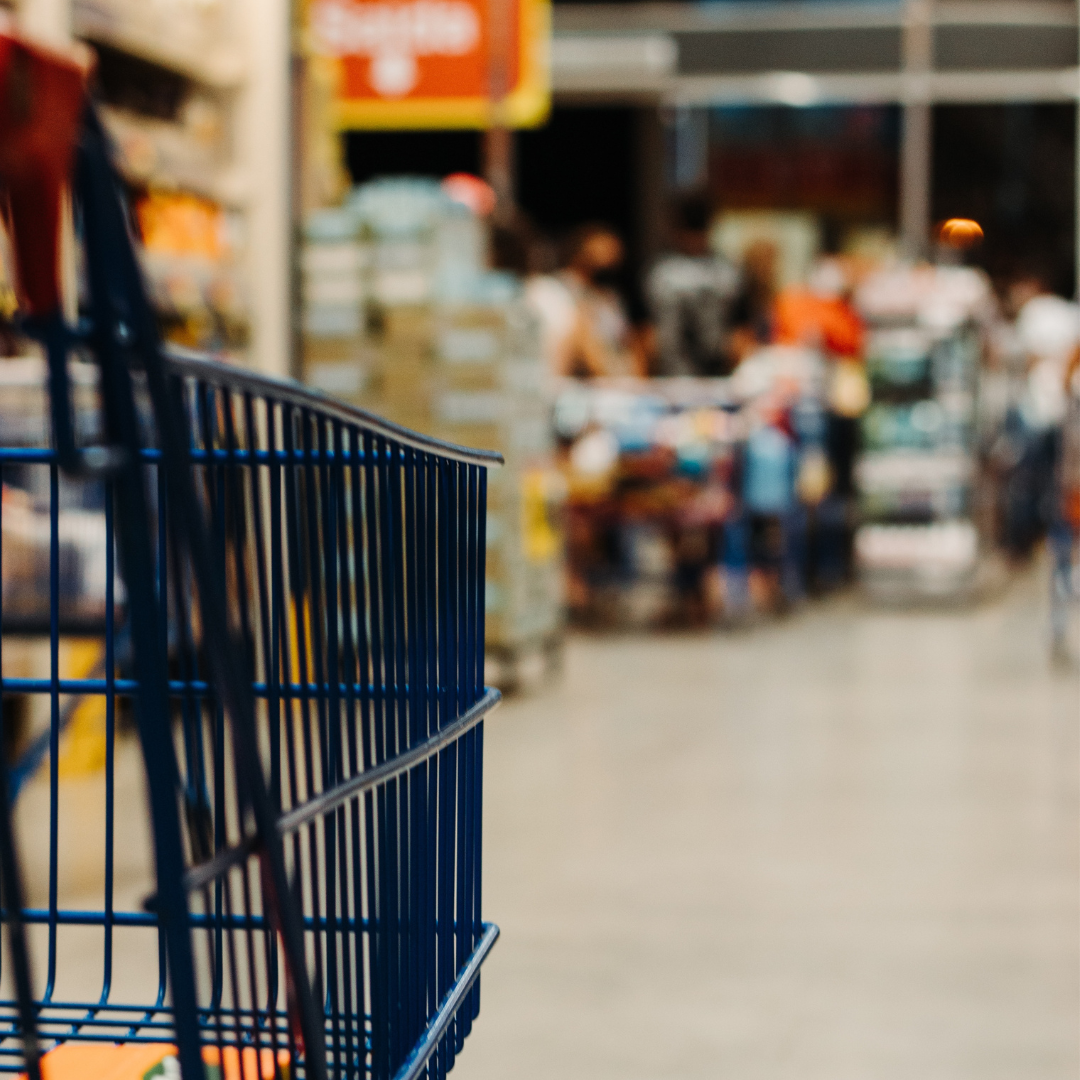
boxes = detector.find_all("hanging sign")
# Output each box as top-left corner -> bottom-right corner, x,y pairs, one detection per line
307,0 -> 550,129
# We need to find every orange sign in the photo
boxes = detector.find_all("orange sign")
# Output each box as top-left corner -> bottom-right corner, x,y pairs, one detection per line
307,0 -> 549,129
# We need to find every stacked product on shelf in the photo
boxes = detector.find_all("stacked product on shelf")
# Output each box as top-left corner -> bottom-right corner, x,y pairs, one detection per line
73,0 -> 242,82
556,347 -> 833,627
0,358 -> 113,629
854,265 -> 990,599
135,189 -> 248,352
302,206 -> 368,401
435,279 -> 563,680
70,0 -> 250,355
303,179 -> 484,425
351,179 -> 466,434
0,356 -> 117,779
301,178 -> 563,683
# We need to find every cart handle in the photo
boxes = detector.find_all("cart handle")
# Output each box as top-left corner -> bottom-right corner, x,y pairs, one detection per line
165,345 -> 506,468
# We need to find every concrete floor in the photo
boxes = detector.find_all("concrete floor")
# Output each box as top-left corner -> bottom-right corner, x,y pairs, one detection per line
459,564 -> 1079,1080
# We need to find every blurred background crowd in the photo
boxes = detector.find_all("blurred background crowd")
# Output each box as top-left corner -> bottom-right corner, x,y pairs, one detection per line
298,158 -> 1078,672
0,0 -> 1073,670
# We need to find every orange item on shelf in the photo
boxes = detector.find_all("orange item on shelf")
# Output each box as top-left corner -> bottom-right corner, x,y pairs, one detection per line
136,191 -> 226,260
772,288 -> 864,358
21,1042 -> 177,1080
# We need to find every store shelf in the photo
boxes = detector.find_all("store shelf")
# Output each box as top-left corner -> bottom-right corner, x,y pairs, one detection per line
857,450 -> 974,492
73,6 -> 245,88
11,0 -> 287,374
64,0 -> 255,357
100,106 -> 249,205
854,269 -> 988,601
126,163 -> 251,208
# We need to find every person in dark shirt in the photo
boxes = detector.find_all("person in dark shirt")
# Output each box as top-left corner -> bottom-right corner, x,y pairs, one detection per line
647,193 -> 741,377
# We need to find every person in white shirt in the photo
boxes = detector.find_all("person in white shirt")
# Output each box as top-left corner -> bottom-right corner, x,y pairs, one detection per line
525,224 -> 640,379
1002,274 -> 1080,555
1014,286 -> 1080,432
491,217 -> 640,380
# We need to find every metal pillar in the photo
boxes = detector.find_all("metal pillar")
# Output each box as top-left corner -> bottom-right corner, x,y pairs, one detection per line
637,106 -> 665,271
242,0 -> 292,378
485,0 -> 516,219
484,127 -> 515,221
668,106 -> 709,193
900,0 -> 933,260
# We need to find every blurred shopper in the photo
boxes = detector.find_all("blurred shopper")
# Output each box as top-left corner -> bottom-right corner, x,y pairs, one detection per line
560,224 -> 641,378
514,223 -> 642,379
490,215 -> 578,378
1051,361 -> 1080,661
773,257 -> 864,359
1001,273 -> 1080,556
728,238 -> 780,364
742,412 -> 800,612
647,193 -> 741,376
773,256 -> 869,500
1014,277 -> 1079,433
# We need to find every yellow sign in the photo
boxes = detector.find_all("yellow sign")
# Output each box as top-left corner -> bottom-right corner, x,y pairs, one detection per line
521,468 -> 560,564
306,0 -> 550,129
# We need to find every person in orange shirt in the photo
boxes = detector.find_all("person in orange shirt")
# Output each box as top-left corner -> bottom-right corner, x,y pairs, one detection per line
772,257 -> 869,585
772,256 -> 864,359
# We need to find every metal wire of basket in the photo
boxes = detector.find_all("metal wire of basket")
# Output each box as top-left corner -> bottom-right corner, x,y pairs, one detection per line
0,350 -> 502,1080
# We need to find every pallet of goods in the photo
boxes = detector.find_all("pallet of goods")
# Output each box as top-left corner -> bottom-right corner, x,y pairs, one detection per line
302,179 -> 564,685
854,265 -> 991,601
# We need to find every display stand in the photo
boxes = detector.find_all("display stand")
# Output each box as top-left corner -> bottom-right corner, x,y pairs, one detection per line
855,300 -> 983,601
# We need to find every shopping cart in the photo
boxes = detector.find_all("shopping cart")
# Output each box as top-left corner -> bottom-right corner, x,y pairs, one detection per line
1050,390 -> 1080,662
0,32 -> 501,1080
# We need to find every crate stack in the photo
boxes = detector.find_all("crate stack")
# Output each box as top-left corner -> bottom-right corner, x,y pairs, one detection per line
301,178 -> 564,682
304,180 -> 483,431
301,207 -> 370,402
433,282 -> 563,680
348,180 -> 448,433
854,267 -> 986,601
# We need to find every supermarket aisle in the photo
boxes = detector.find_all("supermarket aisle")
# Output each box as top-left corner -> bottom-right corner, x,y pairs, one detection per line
461,563 -> 1079,1080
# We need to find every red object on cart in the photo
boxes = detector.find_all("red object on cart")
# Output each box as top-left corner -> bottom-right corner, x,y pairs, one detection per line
0,34 -> 87,317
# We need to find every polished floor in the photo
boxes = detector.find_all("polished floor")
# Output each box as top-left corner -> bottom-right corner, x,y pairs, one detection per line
460,564 -> 1079,1080
5,561 -> 1077,1078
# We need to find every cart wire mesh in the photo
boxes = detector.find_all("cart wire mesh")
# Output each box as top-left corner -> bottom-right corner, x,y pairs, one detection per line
0,350 -> 502,1080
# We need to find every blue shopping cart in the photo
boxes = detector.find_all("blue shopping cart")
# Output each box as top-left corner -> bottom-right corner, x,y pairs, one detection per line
0,32 -> 500,1080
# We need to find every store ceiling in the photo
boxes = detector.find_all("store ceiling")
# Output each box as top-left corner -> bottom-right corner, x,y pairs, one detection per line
551,0 -> 1080,104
